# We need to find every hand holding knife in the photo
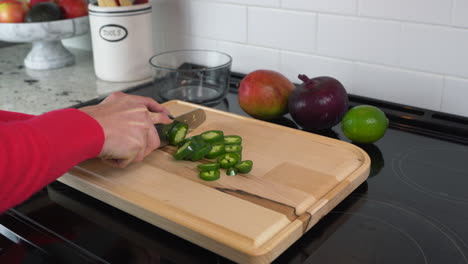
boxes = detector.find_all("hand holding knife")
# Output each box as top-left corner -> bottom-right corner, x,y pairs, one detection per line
154,108 -> 206,147
80,92 -> 176,168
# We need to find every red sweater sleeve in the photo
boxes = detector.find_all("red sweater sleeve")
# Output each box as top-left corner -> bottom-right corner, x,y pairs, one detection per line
0,110 -> 35,122
0,108 -> 105,213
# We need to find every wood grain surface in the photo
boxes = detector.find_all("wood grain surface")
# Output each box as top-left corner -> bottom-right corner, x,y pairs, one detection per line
59,100 -> 370,264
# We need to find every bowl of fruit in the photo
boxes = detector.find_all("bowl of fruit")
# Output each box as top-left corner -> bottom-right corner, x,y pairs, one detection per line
0,0 -> 89,70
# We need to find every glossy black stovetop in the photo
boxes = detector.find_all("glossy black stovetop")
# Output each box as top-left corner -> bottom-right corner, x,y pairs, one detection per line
1,73 -> 468,264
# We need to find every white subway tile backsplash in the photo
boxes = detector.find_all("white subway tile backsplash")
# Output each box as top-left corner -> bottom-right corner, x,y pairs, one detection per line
453,0 -> 468,28
189,2 -> 247,42
359,0 -> 451,25
280,51 -> 355,92
68,0 -> 468,117
399,24 -> 468,79
281,0 -> 357,15
317,15 -> 400,66
353,63 -> 443,111
442,77 -> 468,116
164,33 -> 218,52
248,8 -> 316,53
205,0 -> 280,7
153,0 -> 190,34
217,41 -> 280,73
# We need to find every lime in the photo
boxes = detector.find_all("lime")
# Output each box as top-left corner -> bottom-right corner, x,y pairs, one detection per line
341,105 -> 389,144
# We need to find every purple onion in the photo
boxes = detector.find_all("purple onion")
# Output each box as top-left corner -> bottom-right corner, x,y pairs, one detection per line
288,74 -> 349,131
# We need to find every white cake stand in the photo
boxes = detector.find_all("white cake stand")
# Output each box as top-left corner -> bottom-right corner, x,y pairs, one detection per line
0,16 -> 89,70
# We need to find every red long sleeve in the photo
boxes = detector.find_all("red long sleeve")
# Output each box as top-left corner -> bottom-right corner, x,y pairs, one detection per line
0,110 -> 34,123
0,108 -> 105,213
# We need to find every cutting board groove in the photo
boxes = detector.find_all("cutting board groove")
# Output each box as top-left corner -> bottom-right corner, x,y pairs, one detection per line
60,100 -> 370,264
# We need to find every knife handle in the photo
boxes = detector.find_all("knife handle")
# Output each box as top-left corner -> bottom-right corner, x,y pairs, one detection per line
155,123 -> 170,147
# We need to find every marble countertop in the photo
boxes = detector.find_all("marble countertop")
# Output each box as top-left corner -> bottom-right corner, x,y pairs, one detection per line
0,44 -> 152,115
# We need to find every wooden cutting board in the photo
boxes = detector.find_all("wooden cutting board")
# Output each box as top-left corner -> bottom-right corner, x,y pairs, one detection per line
59,100 -> 370,264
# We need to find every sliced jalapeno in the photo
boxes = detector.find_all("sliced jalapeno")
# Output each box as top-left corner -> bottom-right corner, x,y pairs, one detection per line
169,122 -> 188,146
197,163 -> 220,171
224,135 -> 242,145
190,144 -> 212,161
199,170 -> 220,181
235,160 -> 253,174
217,152 -> 240,169
225,144 -> 242,153
184,137 -> 207,160
201,130 -> 224,143
226,167 -> 238,176
205,143 -> 225,159
161,122 -> 177,138
173,140 -> 196,160
177,135 -> 201,147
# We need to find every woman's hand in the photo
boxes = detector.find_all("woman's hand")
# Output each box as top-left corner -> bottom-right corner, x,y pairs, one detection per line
80,92 -> 173,168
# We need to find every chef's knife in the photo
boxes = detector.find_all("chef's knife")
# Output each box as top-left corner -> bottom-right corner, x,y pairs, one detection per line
155,108 -> 206,147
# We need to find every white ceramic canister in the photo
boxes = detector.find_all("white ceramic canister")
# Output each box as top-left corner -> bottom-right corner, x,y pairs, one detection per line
88,2 -> 153,82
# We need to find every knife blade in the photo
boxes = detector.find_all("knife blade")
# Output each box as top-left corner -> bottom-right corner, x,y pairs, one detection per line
155,108 -> 206,147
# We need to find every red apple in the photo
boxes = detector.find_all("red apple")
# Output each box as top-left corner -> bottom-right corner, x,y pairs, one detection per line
132,0 -> 148,4
1,0 -> 28,7
238,70 -> 295,120
29,0 -> 55,7
57,0 -> 87,19
0,0 -> 29,23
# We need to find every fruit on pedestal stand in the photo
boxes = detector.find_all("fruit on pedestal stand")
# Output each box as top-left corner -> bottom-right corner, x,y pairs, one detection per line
29,0 -> 55,7
238,70 -> 295,120
0,0 -> 29,23
57,0 -> 87,19
1,0 -> 28,7
288,75 -> 349,131
25,2 -> 62,22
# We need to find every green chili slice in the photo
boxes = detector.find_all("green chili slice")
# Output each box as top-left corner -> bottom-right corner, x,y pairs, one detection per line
197,163 -> 220,171
177,135 -> 201,147
190,144 -> 212,161
225,144 -> 242,153
224,135 -> 242,145
235,160 -> 253,173
169,122 -> 188,146
199,170 -> 220,181
205,143 -> 225,159
226,167 -> 238,176
161,122 -> 177,138
201,130 -> 224,143
217,152 -> 240,169
173,140 -> 196,160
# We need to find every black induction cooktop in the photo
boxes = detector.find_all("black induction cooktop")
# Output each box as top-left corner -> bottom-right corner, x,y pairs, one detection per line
1,73 -> 468,264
